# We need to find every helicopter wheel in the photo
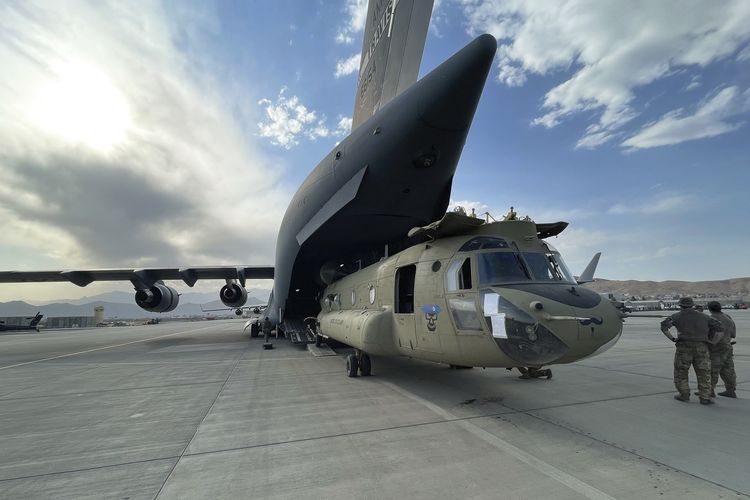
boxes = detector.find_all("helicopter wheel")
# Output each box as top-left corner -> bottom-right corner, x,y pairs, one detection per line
346,354 -> 359,377
359,352 -> 372,377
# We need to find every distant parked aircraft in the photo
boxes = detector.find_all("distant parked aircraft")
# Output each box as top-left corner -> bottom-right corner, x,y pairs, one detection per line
0,312 -> 43,332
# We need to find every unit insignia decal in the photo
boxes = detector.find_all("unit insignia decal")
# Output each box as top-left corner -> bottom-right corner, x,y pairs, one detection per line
421,304 -> 442,332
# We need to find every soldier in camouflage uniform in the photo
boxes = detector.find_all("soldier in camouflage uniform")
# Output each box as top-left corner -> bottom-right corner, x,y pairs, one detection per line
660,297 -> 723,405
707,301 -> 737,398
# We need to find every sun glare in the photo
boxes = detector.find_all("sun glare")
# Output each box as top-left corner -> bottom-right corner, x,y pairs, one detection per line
34,63 -> 131,151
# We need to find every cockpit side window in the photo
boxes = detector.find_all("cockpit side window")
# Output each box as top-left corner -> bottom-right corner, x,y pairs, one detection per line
523,252 -> 575,283
446,257 -> 473,291
523,253 -> 557,281
459,259 -> 472,289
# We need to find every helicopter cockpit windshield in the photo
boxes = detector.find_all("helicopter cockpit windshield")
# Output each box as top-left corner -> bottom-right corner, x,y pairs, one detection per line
463,236 -> 575,286
521,250 -> 575,283
477,252 -> 530,284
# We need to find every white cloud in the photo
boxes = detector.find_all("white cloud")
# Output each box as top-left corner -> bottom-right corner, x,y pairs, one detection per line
448,199 -> 488,217
257,88 -> 330,149
459,0 -> 750,148
738,44 -> 750,62
336,0 -> 368,44
548,227 -> 629,276
257,88 -> 353,149
429,0 -> 447,38
530,207 -> 594,222
619,245 -> 686,263
685,76 -> 702,91
335,53 -> 361,78
607,193 -> 693,215
336,116 -> 353,136
0,1 -> 287,300
621,86 -> 748,150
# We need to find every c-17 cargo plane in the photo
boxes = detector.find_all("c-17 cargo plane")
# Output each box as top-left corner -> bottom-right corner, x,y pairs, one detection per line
0,0 -> 622,377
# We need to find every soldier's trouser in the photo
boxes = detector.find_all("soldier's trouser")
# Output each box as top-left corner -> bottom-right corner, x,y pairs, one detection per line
710,344 -> 736,391
674,341 -> 711,399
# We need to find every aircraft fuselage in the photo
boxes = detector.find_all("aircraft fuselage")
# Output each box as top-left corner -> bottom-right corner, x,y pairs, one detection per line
316,219 -> 623,368
268,34 -> 498,323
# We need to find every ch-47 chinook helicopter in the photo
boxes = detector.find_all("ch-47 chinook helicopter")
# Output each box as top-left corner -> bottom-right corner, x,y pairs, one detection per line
313,209 -> 622,378
0,0 -> 623,378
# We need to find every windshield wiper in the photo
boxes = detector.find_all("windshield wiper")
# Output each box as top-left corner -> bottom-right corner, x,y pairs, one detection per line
510,242 -> 532,279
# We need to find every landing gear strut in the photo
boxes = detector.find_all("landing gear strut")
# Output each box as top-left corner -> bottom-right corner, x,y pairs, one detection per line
345,350 -> 372,377
517,367 -> 552,379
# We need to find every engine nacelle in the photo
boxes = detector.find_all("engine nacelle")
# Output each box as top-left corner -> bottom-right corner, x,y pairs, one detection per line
220,283 -> 247,308
135,283 -> 179,313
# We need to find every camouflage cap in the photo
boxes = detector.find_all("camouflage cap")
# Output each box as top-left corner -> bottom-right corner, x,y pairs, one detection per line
678,297 -> 695,308
707,301 -> 721,312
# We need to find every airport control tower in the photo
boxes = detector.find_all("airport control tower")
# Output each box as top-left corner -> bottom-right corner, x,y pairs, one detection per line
94,306 -> 104,325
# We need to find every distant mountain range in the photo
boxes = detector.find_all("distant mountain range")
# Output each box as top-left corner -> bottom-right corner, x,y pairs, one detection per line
0,290 -> 268,319
584,277 -> 750,298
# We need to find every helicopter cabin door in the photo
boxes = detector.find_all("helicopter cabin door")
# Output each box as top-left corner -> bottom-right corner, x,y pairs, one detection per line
394,264 -> 417,350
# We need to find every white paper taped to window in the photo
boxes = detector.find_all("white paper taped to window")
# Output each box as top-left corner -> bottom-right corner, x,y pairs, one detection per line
491,313 -> 507,339
483,293 -> 499,316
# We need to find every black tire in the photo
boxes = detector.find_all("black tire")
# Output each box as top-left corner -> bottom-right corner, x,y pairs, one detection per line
360,353 -> 372,376
346,354 -> 359,377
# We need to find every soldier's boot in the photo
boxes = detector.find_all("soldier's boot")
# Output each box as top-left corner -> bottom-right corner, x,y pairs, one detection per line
699,398 -> 714,405
674,394 -> 690,402
718,390 -> 737,398
694,390 -> 716,397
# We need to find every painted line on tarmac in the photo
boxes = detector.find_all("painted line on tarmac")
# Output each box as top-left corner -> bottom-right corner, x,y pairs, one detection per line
0,325 -> 219,371
381,380 -> 616,500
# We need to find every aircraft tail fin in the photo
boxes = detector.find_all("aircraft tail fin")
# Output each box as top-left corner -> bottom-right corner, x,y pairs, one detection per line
576,253 -> 601,284
30,312 -> 43,327
352,0 -> 434,130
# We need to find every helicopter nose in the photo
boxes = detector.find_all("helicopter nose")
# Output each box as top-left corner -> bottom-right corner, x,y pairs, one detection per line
416,33 -> 497,131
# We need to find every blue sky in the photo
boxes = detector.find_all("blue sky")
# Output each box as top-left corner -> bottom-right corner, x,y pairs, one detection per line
0,0 -> 749,302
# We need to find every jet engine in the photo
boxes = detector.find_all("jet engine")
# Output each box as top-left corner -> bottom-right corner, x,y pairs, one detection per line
220,282 -> 247,308
135,283 -> 179,313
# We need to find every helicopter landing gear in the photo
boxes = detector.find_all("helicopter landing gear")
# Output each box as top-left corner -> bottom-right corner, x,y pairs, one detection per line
346,354 -> 358,377
359,351 -> 371,377
345,350 -> 372,377
517,367 -> 552,379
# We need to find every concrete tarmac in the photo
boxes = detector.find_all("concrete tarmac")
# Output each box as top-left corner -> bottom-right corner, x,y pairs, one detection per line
0,312 -> 748,499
